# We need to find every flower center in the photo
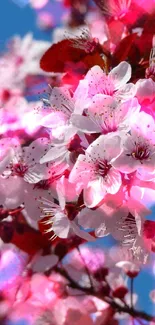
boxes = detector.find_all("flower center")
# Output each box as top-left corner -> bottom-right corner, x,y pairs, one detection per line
96,160 -> 112,177
12,163 -> 29,177
65,203 -> 77,221
131,144 -> 150,161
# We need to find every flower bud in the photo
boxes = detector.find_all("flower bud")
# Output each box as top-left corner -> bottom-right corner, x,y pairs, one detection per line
112,286 -> 128,299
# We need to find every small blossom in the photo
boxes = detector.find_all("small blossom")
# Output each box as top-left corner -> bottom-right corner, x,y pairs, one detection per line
83,62 -> 135,101
113,112 -> 155,178
69,134 -> 122,207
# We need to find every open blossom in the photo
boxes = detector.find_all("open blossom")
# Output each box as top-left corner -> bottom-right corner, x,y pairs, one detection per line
69,134 -> 122,207
71,95 -> 140,134
82,61 -> 136,102
0,138 -> 54,183
38,179 -> 95,241
39,126 -> 89,171
77,185 -> 151,250
40,81 -> 90,139
113,112 -> 155,178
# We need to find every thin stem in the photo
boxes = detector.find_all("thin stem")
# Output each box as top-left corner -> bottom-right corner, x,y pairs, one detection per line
77,246 -> 94,289
131,278 -> 134,308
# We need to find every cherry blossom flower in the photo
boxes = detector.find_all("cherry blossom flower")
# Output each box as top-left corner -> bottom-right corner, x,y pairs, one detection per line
71,95 -> 140,135
113,112 -> 155,178
106,272 -> 128,299
0,138 -> 54,183
82,62 -> 136,102
69,134 -> 122,207
40,126 -> 84,168
40,82 -> 90,139
77,185 -> 151,252
116,261 -> 140,278
38,180 -> 95,241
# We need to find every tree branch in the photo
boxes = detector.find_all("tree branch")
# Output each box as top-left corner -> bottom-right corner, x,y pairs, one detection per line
55,266 -> 155,323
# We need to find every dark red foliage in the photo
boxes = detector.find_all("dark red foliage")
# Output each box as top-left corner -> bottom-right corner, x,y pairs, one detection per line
10,215 -> 51,255
0,222 -> 14,243
112,13 -> 155,79
112,33 -> 138,66
40,39 -> 85,73
40,39 -> 105,74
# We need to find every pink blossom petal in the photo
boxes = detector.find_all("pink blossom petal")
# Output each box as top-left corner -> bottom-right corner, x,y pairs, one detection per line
40,111 -> 67,128
135,78 -> 155,104
84,178 -> 106,208
77,207 -> 104,229
0,176 -> 25,209
40,146 -> 67,164
69,154 -> 95,186
71,114 -> 99,133
31,254 -> 59,272
71,221 -> 95,242
24,138 -> 51,164
49,87 -> 74,116
24,164 -> 48,183
117,83 -> 136,100
52,213 -> 70,238
109,61 -> 131,90
112,152 -> 138,173
103,168 -> 122,195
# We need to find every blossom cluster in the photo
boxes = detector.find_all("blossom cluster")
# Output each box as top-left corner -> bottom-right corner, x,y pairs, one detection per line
0,3 -> 155,265
0,241 -> 142,325
1,0 -> 155,324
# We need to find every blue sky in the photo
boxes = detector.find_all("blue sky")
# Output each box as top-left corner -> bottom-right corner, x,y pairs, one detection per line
0,0 -> 65,50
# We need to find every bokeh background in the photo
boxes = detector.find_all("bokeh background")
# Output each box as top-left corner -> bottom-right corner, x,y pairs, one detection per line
0,0 -> 155,320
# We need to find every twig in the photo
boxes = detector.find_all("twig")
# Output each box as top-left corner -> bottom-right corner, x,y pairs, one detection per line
131,278 -> 134,308
55,266 -> 155,323
77,246 -> 94,289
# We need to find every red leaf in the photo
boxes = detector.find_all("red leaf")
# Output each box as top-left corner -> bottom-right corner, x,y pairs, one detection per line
112,33 -> 138,66
11,223 -> 51,255
40,38 -> 106,73
40,39 -> 86,73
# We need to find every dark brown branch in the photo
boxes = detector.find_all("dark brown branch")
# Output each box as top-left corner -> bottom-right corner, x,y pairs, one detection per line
55,266 -> 155,323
